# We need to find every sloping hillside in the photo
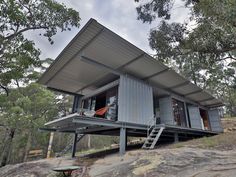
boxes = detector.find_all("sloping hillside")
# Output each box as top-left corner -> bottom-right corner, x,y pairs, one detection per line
1,118 -> 236,177
89,118 -> 236,177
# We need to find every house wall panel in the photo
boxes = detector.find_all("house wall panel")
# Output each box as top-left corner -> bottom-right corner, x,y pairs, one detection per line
118,75 -> 154,125
208,109 -> 223,132
188,106 -> 202,129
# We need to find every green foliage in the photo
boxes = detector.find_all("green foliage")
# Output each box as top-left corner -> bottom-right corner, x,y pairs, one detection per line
0,83 -> 59,164
0,0 -> 81,165
0,83 -> 57,130
0,0 -> 80,93
136,0 -> 236,115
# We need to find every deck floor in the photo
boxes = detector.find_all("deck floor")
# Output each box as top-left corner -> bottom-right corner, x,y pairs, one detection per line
41,113 -> 218,141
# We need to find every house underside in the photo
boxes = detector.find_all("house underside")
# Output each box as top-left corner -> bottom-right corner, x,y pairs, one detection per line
39,19 -> 223,156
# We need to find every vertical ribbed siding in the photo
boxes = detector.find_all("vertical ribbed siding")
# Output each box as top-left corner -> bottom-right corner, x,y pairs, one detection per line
118,75 -> 154,125
208,109 -> 223,132
188,106 -> 202,129
159,97 -> 174,125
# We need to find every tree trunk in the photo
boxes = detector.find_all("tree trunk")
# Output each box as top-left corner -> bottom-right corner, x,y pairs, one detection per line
87,135 -> 91,149
23,131 -> 32,162
0,128 -> 15,167
47,132 -> 54,158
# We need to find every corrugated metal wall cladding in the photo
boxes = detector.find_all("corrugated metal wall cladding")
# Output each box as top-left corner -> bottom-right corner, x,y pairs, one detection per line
208,109 -> 223,132
118,76 -> 154,125
188,106 -> 202,129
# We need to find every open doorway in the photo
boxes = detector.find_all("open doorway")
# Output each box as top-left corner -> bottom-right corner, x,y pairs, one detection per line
200,108 -> 211,130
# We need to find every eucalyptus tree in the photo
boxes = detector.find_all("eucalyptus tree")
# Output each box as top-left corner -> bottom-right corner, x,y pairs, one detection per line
0,0 -> 80,166
135,0 -> 236,115
0,0 -> 80,95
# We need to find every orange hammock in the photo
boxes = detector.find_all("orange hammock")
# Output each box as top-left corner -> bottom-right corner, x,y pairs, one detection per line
95,106 -> 109,116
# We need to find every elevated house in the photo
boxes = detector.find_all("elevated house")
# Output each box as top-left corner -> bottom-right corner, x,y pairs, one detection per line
39,19 -> 223,156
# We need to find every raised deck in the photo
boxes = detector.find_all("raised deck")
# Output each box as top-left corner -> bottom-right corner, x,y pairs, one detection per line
41,113 -> 218,137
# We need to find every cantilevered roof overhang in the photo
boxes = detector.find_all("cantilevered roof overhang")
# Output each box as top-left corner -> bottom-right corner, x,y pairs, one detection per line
38,18 -> 223,108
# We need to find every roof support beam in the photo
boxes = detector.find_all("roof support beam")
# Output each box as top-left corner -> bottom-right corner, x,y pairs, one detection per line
184,90 -> 202,96
169,81 -> 190,89
143,68 -> 170,80
208,103 -> 224,108
81,79 -> 119,99
47,87 -> 83,96
198,97 -> 215,103
44,26 -> 105,85
118,53 -> 145,69
80,56 -> 124,76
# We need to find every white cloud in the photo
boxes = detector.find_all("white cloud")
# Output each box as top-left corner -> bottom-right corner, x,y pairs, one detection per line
25,0 -> 189,60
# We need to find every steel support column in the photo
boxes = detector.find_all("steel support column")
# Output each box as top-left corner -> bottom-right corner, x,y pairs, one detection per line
72,95 -> 82,113
119,127 -> 127,155
174,132 -> 179,143
72,133 -> 78,158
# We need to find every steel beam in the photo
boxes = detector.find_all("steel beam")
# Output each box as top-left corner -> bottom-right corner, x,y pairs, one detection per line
208,103 -> 224,108
81,79 -> 119,99
72,116 -> 147,130
118,53 -> 145,69
45,25 -> 105,85
81,56 -> 124,76
72,95 -> 82,113
169,81 -> 190,89
143,68 -> 170,80
72,133 -> 78,158
174,132 -> 179,143
47,87 -> 83,96
198,97 -> 215,103
119,127 -> 126,155
184,90 -> 202,96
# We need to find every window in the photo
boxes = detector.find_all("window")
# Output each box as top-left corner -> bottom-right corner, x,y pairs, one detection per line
172,99 -> 187,127
81,86 -> 118,120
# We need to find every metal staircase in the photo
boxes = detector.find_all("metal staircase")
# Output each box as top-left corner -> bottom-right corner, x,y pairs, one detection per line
56,134 -> 85,157
142,126 -> 165,149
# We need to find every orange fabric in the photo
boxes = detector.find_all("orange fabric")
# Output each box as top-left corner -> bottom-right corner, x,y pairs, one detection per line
95,106 -> 109,116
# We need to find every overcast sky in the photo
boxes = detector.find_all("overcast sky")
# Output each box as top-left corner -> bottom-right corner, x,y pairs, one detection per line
26,0 -> 189,60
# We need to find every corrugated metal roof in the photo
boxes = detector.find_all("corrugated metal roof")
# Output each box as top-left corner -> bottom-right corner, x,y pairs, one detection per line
38,18 -> 223,108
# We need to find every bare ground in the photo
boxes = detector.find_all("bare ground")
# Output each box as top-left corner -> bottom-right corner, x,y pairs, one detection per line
1,118 -> 236,177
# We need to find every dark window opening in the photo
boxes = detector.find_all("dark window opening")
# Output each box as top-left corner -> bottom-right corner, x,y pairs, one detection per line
186,104 -> 192,128
153,97 -> 160,124
172,99 -> 187,127
81,86 -> 118,120
200,108 -> 211,130
95,93 -> 107,118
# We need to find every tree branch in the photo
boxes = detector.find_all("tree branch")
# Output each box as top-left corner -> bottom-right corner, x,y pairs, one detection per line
4,26 -> 49,40
0,84 -> 9,96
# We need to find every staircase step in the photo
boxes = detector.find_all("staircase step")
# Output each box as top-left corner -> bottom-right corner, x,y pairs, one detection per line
142,126 -> 165,150
150,134 -> 157,136
147,138 -> 155,141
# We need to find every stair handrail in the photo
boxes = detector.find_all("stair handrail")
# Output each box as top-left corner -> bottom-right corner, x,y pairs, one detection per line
146,115 -> 156,137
